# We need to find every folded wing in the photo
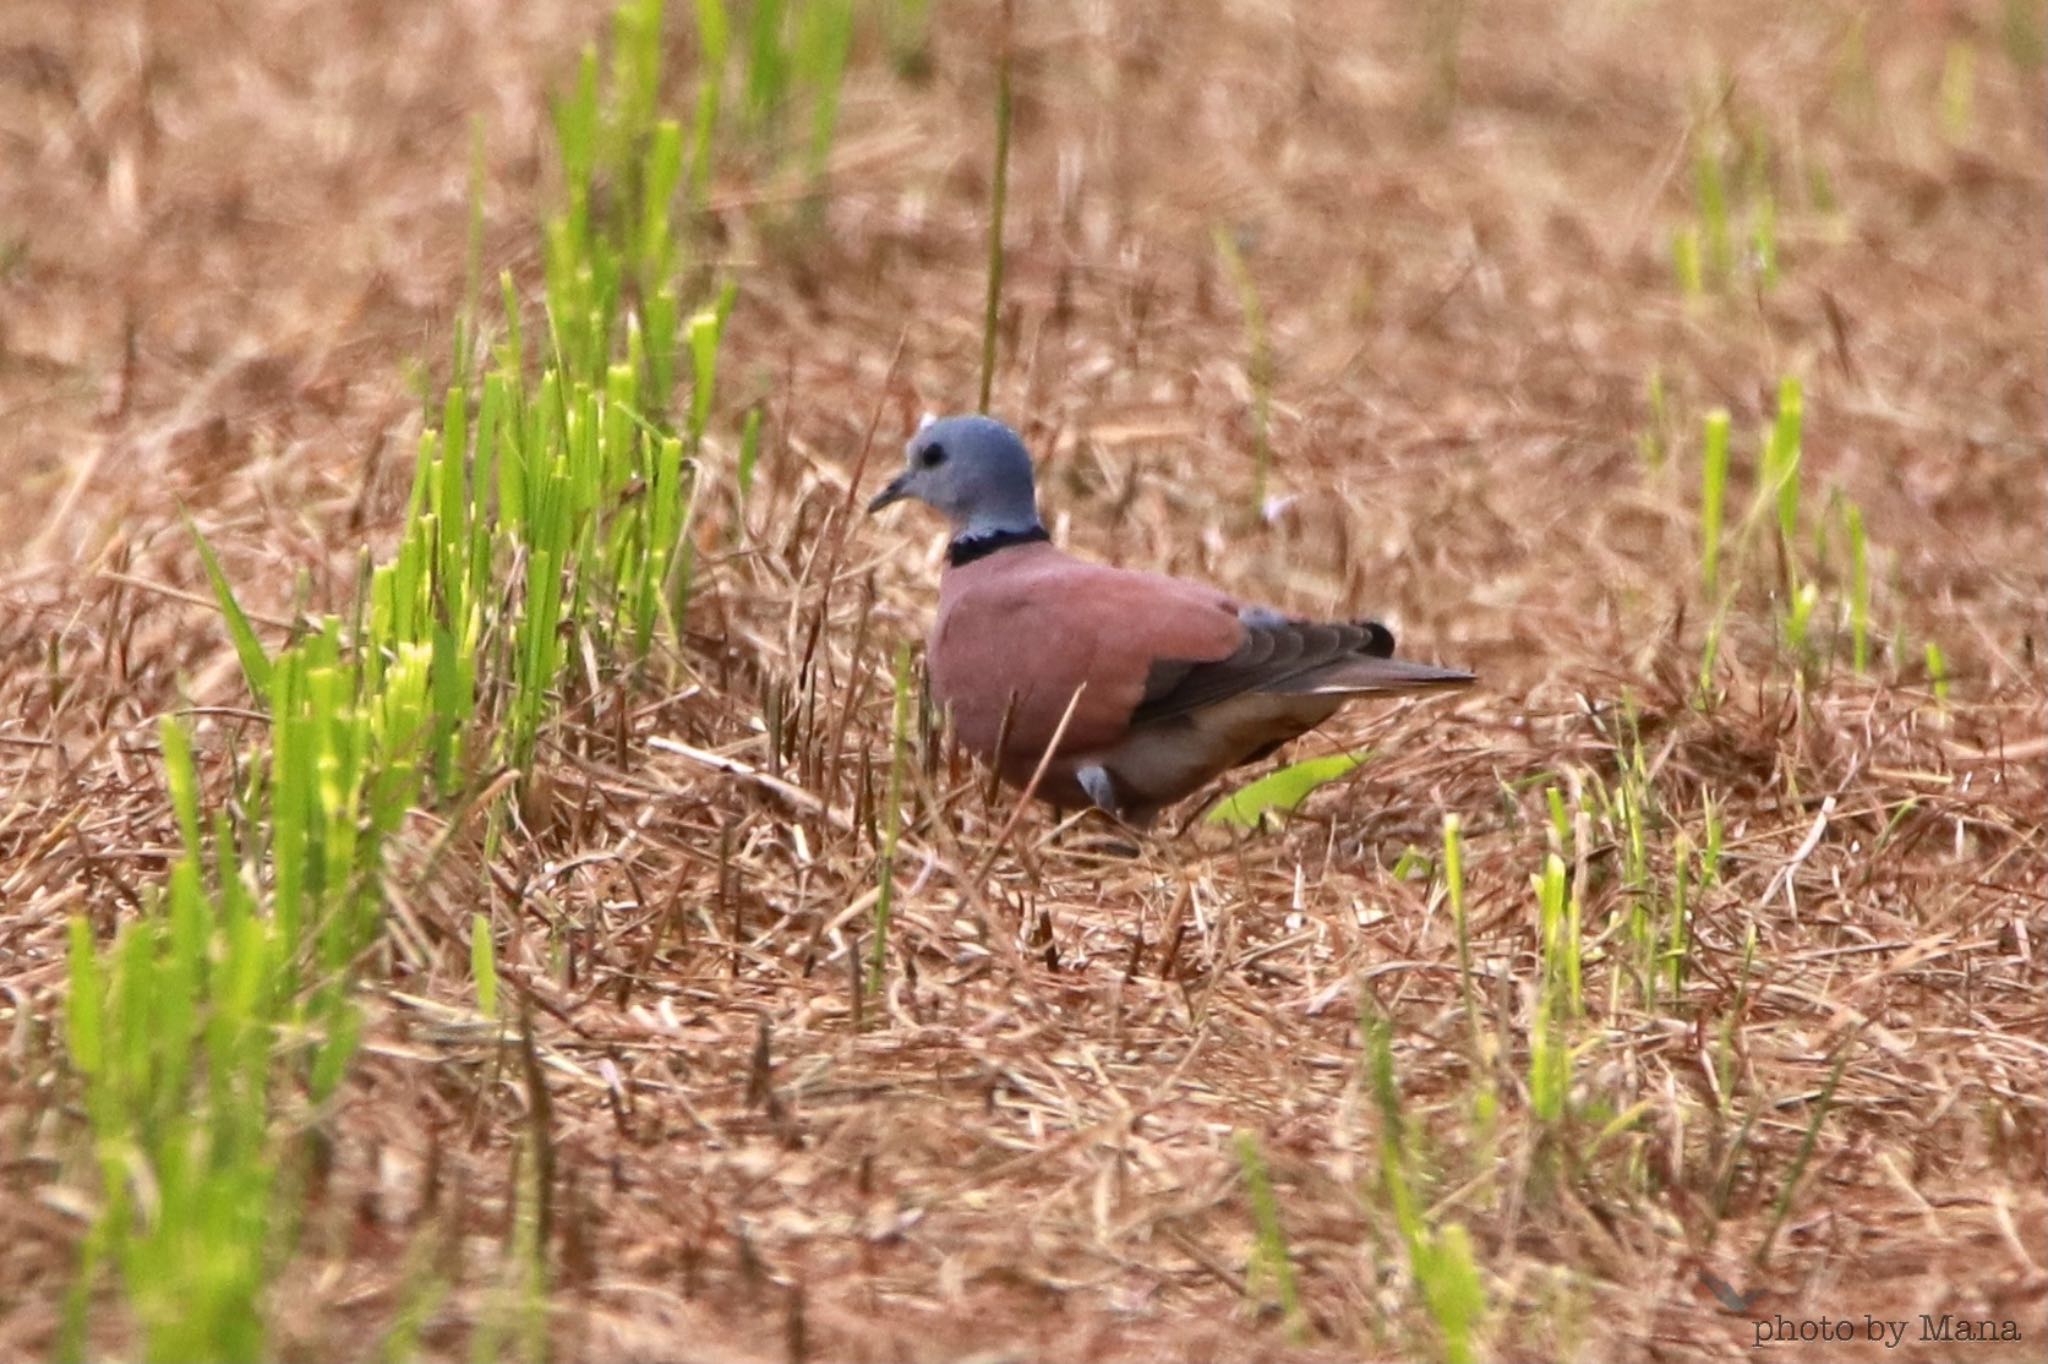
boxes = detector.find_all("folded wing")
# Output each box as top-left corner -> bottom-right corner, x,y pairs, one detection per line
1133,614 -> 1472,726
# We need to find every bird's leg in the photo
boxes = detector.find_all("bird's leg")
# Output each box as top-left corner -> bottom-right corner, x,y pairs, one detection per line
1064,763 -> 1145,857
1075,764 -> 1122,818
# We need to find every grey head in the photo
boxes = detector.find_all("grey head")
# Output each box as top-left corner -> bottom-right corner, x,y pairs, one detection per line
866,415 -> 1043,540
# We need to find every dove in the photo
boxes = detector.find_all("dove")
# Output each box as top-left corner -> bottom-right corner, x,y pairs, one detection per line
868,415 -> 1472,826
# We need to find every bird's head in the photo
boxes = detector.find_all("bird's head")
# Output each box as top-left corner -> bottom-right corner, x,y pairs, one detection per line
867,414 -> 1042,537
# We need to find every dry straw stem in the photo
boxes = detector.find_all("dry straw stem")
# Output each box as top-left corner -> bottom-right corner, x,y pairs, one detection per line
2,1 -> 2044,1361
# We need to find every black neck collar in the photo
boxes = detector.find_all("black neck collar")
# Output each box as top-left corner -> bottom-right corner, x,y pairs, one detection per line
946,525 -> 1050,568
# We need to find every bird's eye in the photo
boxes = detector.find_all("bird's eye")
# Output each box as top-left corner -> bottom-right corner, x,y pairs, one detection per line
920,442 -> 948,469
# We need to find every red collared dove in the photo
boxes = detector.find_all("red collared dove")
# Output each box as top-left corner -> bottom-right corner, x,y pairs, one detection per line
869,415 -> 1473,826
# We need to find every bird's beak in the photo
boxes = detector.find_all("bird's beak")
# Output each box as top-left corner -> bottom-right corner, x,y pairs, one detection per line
867,473 -> 911,514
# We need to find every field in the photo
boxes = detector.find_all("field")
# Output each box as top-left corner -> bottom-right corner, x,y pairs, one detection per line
1,0 -> 2043,1360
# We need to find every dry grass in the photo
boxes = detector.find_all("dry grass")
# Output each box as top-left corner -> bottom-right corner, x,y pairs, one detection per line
2,0 -> 2043,1360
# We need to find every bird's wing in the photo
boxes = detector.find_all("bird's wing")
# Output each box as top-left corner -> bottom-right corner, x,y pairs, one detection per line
1131,615 -> 1472,727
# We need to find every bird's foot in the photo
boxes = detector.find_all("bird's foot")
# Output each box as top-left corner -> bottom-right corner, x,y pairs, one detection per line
1070,835 -> 1145,859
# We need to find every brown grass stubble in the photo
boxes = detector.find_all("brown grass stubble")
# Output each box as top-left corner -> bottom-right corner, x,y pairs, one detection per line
1,0 -> 2043,1360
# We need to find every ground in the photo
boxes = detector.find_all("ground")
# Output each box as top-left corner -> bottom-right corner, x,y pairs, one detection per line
1,0 -> 2043,1360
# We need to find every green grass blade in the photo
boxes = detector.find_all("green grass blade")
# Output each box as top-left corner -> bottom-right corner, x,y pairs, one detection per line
1699,408 -> 1730,601
1208,751 -> 1367,829
187,517 -> 274,699
1234,1131 -> 1307,1343
472,913 -> 499,1020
